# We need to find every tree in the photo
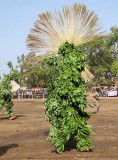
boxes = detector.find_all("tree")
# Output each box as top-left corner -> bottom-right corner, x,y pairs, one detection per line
107,26 -> 118,60
7,61 -> 20,84
81,27 -> 118,86
27,3 -> 104,152
112,60 -> 118,75
17,54 -> 26,85
108,27 -> 118,77
17,52 -> 52,87
7,61 -> 13,73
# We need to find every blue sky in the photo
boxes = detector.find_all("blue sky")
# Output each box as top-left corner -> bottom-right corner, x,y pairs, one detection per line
0,0 -> 118,77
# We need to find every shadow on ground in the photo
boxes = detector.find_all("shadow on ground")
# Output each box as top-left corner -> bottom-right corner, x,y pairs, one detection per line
0,144 -> 19,156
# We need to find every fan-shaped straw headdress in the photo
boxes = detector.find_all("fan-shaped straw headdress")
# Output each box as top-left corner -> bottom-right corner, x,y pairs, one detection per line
27,3 -> 105,81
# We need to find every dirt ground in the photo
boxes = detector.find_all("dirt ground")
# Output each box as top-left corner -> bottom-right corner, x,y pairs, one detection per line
0,98 -> 118,160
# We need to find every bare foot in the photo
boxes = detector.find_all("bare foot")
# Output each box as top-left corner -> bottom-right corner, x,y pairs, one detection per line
9,116 -> 17,120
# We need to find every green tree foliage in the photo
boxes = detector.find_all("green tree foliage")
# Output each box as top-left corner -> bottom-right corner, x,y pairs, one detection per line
81,39 -> 110,85
107,26 -> 118,59
111,60 -> 118,75
45,42 -> 93,152
0,73 -> 14,117
81,26 -> 118,86
7,61 -> 13,73
6,61 -> 20,84
17,52 -> 52,87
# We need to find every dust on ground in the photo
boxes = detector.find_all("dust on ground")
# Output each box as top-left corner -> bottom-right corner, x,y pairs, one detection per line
0,98 -> 118,160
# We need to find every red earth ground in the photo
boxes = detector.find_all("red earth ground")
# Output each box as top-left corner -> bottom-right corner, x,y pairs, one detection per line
0,98 -> 118,160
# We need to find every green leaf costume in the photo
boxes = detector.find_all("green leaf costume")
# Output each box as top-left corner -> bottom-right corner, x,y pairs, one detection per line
0,73 -> 14,117
45,42 -> 93,152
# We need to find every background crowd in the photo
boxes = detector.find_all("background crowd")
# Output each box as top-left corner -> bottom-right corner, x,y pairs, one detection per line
11,86 -> 118,99
12,88 -> 47,99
